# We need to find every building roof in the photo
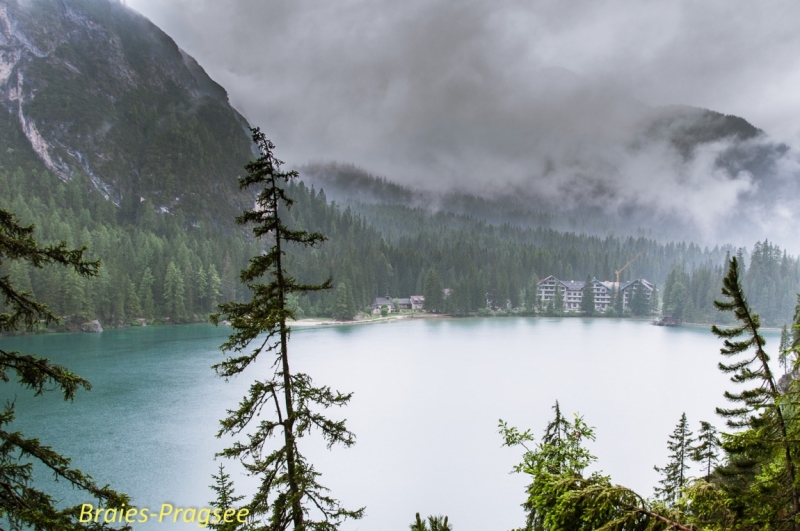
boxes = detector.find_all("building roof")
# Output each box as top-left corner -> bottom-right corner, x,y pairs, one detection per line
561,280 -> 585,290
620,279 -> 654,291
410,295 -> 424,303
372,297 -> 393,306
397,298 -> 412,305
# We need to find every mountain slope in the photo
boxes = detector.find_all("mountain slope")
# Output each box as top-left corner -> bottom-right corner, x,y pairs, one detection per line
0,0 -> 254,224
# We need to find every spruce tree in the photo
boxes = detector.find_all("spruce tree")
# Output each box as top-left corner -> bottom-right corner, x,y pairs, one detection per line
0,207 -> 129,529
409,514 -> 452,531
580,276 -> 595,316
654,413 -> 693,504
712,256 -> 799,525
613,285 -> 623,315
780,323 -> 792,374
164,261 -> 186,321
691,421 -> 720,480
333,282 -> 354,320
423,269 -> 443,313
209,464 -> 246,531
212,129 -> 363,530
553,284 -> 565,316
524,274 -> 540,313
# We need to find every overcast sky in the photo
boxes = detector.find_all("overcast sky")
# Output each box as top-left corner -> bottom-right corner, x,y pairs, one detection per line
122,0 -> 800,247
125,0 -> 800,155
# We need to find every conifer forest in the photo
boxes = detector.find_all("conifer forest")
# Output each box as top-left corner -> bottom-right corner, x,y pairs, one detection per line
3,0 -> 800,530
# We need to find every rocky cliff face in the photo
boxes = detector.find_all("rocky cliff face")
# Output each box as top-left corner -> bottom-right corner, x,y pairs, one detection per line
0,0 -> 253,222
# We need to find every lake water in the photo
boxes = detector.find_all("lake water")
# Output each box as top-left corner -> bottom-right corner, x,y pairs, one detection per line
2,318 -> 779,530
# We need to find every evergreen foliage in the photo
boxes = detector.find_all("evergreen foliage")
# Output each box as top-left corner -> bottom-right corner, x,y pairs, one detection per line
211,129 -> 363,530
653,413 -> 694,504
0,207 -> 130,530
780,323 -> 793,374
409,513 -> 452,531
208,464 -> 247,531
332,282 -> 356,321
496,257 -> 800,530
552,285 -> 564,316
711,256 -> 799,527
423,269 -> 444,312
630,282 -> 651,316
580,276 -> 595,316
499,404 -> 698,531
692,421 -> 720,480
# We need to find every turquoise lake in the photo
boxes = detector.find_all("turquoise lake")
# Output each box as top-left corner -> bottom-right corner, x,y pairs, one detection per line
2,318 -> 779,530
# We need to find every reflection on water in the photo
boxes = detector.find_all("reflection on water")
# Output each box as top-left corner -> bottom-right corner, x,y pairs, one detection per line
2,319 -> 777,530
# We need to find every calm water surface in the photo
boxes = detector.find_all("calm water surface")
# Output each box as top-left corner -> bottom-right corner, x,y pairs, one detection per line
2,318 -> 779,530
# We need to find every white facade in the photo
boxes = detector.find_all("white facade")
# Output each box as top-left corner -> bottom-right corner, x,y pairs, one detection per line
537,276 -> 653,313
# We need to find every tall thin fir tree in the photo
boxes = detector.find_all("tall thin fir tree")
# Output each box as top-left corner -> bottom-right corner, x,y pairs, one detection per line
0,207 -> 130,530
653,413 -> 693,504
691,421 -> 720,480
712,256 -> 799,528
553,284 -> 565,316
580,276 -> 595,316
779,323 -> 792,375
409,513 -> 452,531
209,464 -> 247,531
212,128 -> 363,531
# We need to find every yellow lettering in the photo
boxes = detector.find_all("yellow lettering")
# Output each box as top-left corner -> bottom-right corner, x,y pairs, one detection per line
173,508 -> 184,522
125,508 -> 138,523
236,508 -> 249,523
223,508 -> 236,522
158,504 -> 174,522
183,508 -> 197,523
138,508 -> 150,523
103,509 -> 118,523
79,504 -> 93,522
197,508 -> 211,528
94,508 -> 102,523
211,508 -> 222,524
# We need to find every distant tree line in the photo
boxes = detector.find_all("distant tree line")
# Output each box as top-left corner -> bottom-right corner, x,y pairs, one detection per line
2,161 -> 797,327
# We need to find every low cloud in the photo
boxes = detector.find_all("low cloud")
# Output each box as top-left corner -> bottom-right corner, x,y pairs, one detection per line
125,0 -> 800,250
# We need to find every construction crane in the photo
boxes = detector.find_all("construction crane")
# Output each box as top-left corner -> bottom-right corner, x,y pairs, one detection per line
615,249 -> 645,285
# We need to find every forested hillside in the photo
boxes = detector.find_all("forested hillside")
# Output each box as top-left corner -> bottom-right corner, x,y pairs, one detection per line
2,0 -> 798,330
661,240 -> 800,326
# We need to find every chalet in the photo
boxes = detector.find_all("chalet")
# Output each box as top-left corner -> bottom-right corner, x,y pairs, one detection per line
410,295 -> 425,310
396,298 -> 412,310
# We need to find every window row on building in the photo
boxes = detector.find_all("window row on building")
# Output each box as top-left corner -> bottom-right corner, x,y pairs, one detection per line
537,276 -> 654,313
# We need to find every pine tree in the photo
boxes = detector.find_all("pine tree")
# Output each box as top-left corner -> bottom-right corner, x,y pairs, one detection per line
712,256 -> 799,524
209,464 -> 246,531
524,274 -> 540,313
553,283 -> 565,316
691,421 -> 720,480
164,261 -> 186,322
333,282 -> 355,320
780,323 -> 792,374
409,513 -> 452,531
580,276 -> 595,316
212,129 -> 363,530
654,413 -> 693,504
613,285 -> 623,315
630,283 -> 649,316
139,267 -> 156,319
207,263 -> 222,312
0,207 -> 129,529
196,265 -> 208,312
423,269 -> 444,313
650,283 -> 659,314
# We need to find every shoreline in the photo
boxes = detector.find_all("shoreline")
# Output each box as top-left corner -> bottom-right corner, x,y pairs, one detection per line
4,312 -> 785,336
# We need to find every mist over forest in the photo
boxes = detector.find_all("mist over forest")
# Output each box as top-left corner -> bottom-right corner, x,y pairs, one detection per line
4,1 -> 800,530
